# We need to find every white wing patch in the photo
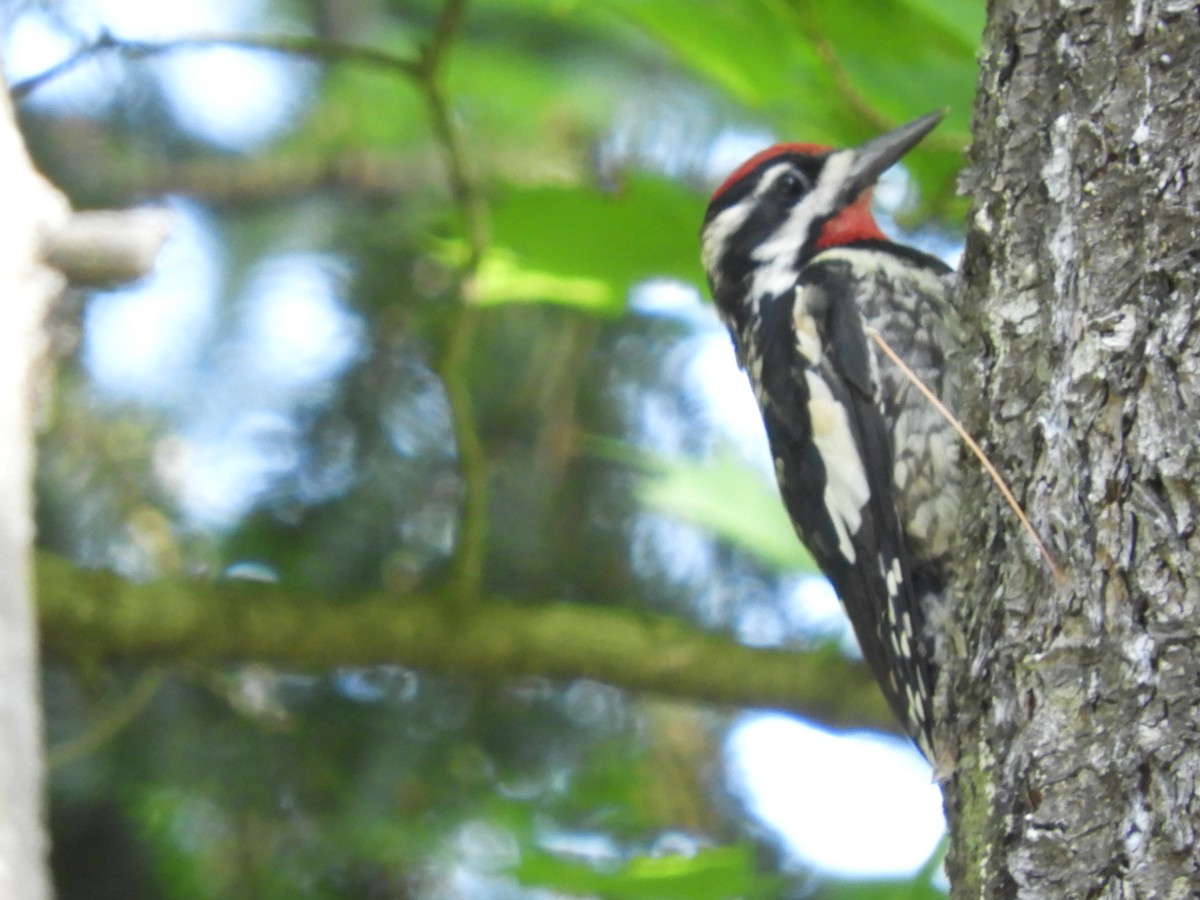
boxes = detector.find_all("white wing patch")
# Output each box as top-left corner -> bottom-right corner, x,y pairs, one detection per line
804,369 -> 871,563
883,554 -> 903,599
793,285 -> 824,363
702,158 -> 836,289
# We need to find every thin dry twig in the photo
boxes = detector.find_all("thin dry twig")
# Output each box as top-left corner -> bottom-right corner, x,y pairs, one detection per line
867,327 -> 1066,581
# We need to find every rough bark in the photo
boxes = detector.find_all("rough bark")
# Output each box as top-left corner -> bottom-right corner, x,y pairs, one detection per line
0,82 -> 64,899
944,0 -> 1200,896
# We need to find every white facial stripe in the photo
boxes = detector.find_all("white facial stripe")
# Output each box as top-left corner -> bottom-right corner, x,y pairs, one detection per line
702,162 -> 803,277
701,200 -> 753,277
755,162 -> 800,195
804,368 -> 870,563
750,149 -> 855,300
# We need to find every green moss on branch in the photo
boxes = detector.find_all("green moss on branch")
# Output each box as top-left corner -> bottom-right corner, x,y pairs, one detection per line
36,553 -> 893,732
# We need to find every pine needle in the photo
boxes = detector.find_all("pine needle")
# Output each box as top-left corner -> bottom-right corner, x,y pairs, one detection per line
866,327 -> 1065,581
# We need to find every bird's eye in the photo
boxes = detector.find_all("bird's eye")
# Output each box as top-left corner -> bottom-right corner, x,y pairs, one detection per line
776,171 -> 808,199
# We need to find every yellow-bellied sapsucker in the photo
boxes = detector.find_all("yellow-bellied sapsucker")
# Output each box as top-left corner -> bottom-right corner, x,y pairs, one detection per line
700,111 -> 960,758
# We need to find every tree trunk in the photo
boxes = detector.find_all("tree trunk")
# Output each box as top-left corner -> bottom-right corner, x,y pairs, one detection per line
0,82 -> 64,899
944,0 -> 1200,896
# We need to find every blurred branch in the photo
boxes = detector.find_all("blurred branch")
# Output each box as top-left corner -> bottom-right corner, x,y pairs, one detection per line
42,208 -> 171,286
9,15 -> 484,264
414,0 -> 486,267
414,0 -> 491,600
36,553 -> 897,735
34,128 -> 434,208
436,307 -> 489,600
46,669 -> 165,770
415,0 -> 471,81
9,31 -> 420,100
13,5 -> 493,600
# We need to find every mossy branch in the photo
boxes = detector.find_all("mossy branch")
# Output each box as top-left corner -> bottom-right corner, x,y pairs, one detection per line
36,553 -> 894,734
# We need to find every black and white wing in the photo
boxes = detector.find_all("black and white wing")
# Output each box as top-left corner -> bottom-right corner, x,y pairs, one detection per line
753,262 -> 936,752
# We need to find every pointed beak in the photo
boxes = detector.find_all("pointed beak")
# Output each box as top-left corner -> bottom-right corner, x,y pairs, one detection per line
844,109 -> 946,198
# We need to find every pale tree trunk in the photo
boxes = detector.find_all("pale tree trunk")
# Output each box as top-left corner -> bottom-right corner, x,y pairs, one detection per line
943,0 -> 1200,896
0,83 -> 64,899
0,75 -> 167,894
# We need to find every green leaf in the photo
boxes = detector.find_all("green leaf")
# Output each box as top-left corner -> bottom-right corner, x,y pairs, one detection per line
514,843 -> 785,899
891,0 -> 986,49
487,177 -> 706,311
445,38 -> 630,168
441,244 -> 615,310
821,834 -> 947,899
640,453 -> 816,573
608,0 -> 974,216
591,440 -> 817,573
603,0 -> 823,114
820,874 -> 944,900
294,27 -> 426,153
810,0 -> 977,138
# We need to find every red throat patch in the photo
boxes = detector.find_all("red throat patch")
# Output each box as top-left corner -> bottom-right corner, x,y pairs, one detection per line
815,190 -> 886,249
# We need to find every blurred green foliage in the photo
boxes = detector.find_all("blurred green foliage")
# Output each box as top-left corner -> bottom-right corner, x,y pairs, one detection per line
17,0 -> 978,895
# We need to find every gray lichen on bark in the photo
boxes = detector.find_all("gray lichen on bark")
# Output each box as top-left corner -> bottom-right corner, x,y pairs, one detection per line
944,0 -> 1200,896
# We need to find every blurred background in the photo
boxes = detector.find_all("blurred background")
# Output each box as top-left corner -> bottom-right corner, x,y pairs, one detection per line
6,0 -> 979,896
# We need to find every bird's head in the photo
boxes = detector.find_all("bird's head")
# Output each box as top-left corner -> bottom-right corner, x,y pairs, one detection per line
700,110 -> 945,318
